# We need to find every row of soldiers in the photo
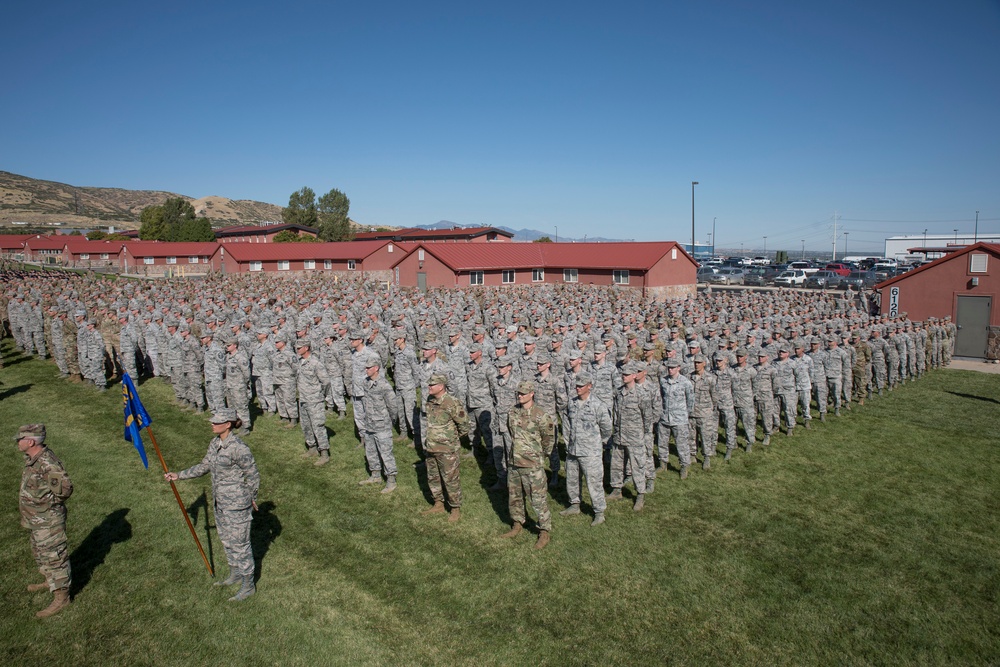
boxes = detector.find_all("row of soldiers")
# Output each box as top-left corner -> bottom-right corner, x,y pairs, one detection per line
1,271 -> 955,526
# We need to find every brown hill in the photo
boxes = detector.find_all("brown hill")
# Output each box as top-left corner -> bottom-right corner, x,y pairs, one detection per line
0,171 -> 283,230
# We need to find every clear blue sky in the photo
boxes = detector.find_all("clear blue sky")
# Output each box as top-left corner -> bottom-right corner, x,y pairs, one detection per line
4,0 -> 999,253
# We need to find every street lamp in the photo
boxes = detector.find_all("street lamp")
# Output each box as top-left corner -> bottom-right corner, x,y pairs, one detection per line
923,228 -> 928,247
707,232 -> 712,255
712,217 -> 717,257
691,182 -> 699,256
763,236 -> 767,257
801,239 -> 805,260
843,231 -> 849,258
954,229 -> 958,245
555,226 -> 558,243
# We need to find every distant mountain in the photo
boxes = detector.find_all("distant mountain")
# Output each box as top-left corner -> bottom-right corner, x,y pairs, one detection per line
416,221 -> 622,242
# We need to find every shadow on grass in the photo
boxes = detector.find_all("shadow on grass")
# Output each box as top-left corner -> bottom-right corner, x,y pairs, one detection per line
251,501 -> 282,583
0,383 -> 32,400
946,391 -> 1000,405
187,491 -> 215,573
70,508 -> 132,597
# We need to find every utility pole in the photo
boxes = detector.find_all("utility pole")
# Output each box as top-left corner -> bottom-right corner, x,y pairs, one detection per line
975,210 -> 979,243
691,182 -> 699,256
801,239 -> 805,259
763,236 -> 767,258
844,231 -> 849,258
832,211 -> 838,261
712,217 -> 717,257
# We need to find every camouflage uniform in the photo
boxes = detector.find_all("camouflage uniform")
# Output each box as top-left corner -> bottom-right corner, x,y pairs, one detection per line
852,338 -> 872,402
203,337 -> 227,414
252,334 -> 277,414
177,428 -> 260,583
532,366 -> 565,480
298,346 -> 331,454
20,429 -> 73,594
63,316 -> 81,378
658,369 -> 694,470
424,389 -> 470,509
465,353 -> 496,455
489,363 -> 520,484
361,372 -> 399,478
690,368 -> 718,459
752,358 -> 778,441
272,341 -> 299,422
507,399 -> 554,531
731,360 -> 757,448
773,354 -> 798,433
224,344 -> 252,428
807,343 -> 830,416
565,386 -> 612,515
610,382 -> 650,494
391,340 -> 420,437
180,331 -> 205,410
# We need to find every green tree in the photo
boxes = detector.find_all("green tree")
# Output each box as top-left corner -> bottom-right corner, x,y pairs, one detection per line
534,236 -> 553,243
282,187 -> 318,227
273,229 -> 301,243
87,230 -> 107,240
139,198 -> 210,241
139,205 -> 166,240
317,188 -> 352,241
168,217 -> 214,242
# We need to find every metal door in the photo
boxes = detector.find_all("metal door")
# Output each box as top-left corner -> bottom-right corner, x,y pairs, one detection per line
955,295 -> 991,358
417,272 -> 426,291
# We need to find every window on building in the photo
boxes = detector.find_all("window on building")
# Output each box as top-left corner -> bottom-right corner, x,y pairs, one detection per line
100,253 -> 109,260
188,256 -> 199,264
671,248 -> 677,260
970,253 -> 988,273
563,268 -> 578,283
277,260 -> 290,271
613,270 -> 630,285
304,259 -> 315,270
532,268 -> 544,282
80,253 -> 90,260
502,270 -> 515,284
324,259 -> 332,269
143,257 -> 154,265
348,260 -> 356,270
166,256 -> 177,264
249,261 -> 263,272
470,271 -> 484,285
388,244 -> 393,253
418,249 -> 425,261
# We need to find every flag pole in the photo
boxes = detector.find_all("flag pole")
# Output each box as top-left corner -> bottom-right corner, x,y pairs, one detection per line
146,425 -> 214,577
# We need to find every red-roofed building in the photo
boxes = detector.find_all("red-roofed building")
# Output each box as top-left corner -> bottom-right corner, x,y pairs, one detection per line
392,242 -> 696,298
62,239 -> 127,268
354,226 -> 513,243
218,240 -> 413,280
877,242 -> 1000,359
120,241 -> 221,277
215,223 -> 318,244
0,234 -> 32,259
23,235 -> 67,264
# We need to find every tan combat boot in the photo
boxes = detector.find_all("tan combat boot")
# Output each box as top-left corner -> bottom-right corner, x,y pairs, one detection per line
448,508 -> 461,523
500,523 -> 523,538
421,501 -> 446,516
534,530 -> 550,550
36,588 -> 70,618
27,578 -> 48,593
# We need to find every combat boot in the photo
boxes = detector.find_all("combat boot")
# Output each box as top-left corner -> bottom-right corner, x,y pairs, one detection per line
488,478 -> 506,492
548,474 -> 559,490
381,475 -> 396,494
27,579 -> 48,593
820,413 -> 826,422
559,504 -> 581,517
724,448 -> 733,461
835,408 -> 841,417
301,447 -> 318,459
702,456 -> 711,470
36,588 -> 70,618
228,576 -> 255,602
286,418 -> 298,429
590,512 -> 605,527
500,523 -> 523,538
448,508 -> 461,523
358,472 -> 381,485
804,419 -> 811,429
633,494 -> 645,512
214,571 -> 241,587
607,488 -> 623,501
745,443 -> 752,454
314,450 -> 331,467
646,478 -> 654,493
421,501 -> 446,516
858,398 -> 865,406
534,530 -> 550,550
762,435 -> 771,447
680,465 -> 689,480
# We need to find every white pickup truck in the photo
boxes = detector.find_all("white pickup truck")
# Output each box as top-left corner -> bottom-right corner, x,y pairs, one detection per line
787,261 -> 820,275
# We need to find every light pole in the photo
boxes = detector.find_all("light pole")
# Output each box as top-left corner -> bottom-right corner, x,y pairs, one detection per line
923,228 -> 928,247
801,239 -> 805,259
691,181 -> 699,256
763,236 -> 767,258
712,216 -> 717,257
707,233 -> 712,255
954,229 -> 958,245
843,231 -> 849,258
555,226 -> 558,243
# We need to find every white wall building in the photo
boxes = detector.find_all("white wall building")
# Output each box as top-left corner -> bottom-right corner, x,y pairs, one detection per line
884,234 -> 1000,262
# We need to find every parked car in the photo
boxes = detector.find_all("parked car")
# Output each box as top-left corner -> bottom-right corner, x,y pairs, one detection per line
744,266 -> 779,286
774,269 -> 807,287
787,261 -> 819,275
825,263 -> 851,277
697,266 -> 718,282
841,270 -> 878,289
709,267 -> 746,285
805,270 -> 844,289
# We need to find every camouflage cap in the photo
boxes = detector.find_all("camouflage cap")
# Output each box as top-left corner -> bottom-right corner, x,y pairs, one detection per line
516,380 -> 536,394
666,357 -> 682,368
294,339 -> 311,350
421,339 -> 438,350
693,354 -> 708,363
15,423 -> 45,444
642,342 -> 657,351
428,373 -> 448,386
621,361 -> 639,375
348,327 -> 364,340
575,372 -> 594,387
535,353 -> 551,365
468,343 -> 483,354
497,356 -> 514,368
568,349 -> 582,361
210,408 -> 238,424
365,358 -> 381,368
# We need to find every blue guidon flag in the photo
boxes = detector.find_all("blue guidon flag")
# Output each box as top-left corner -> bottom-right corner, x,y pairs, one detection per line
122,371 -> 151,469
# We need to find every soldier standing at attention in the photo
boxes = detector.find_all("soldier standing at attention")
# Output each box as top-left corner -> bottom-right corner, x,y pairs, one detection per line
296,339 -> 332,466
608,362 -> 649,511
18,424 -> 73,618
165,409 -> 259,602
502,380 -> 554,548
420,373 -> 469,522
272,335 -> 299,428
358,358 -> 399,493
560,372 -> 613,526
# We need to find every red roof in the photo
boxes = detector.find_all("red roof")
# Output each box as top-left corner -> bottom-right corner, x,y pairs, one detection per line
877,242 -> 1000,289
23,235 -> 67,250
400,241 -> 689,271
215,223 -> 317,237
221,240 -> 393,262
122,241 -> 221,257
354,226 -> 513,241
0,234 -> 33,250
62,239 -> 127,254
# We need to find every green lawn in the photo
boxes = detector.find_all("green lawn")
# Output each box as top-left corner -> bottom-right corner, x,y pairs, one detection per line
2,340 -> 999,666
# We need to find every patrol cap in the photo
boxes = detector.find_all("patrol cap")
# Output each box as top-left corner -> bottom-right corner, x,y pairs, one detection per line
523,336 -> 536,345
421,339 -> 438,350
621,361 -> 639,375
468,343 -> 483,354
200,330 -> 214,340
517,380 -> 536,394
348,328 -> 364,340
568,350 -> 582,361
494,340 -> 508,350
693,354 -> 708,364
793,341 -> 805,349
428,373 -> 448,386
666,358 -> 682,368
497,357 -> 514,368
642,342 -> 657,351
365,358 -> 381,369
575,372 -> 594,387
757,350 -> 769,358
15,423 -> 45,444
535,353 -> 551,365
209,408 -> 237,424
294,339 -> 311,350
688,340 -> 700,349
505,325 -> 518,333
392,329 -> 407,341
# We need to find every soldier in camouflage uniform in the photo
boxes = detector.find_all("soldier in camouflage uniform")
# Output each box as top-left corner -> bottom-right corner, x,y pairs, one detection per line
420,373 -> 469,522
201,331 -> 226,415
61,311 -> 82,382
752,350 -> 777,446
80,320 -> 107,391
712,353 -> 739,459
731,349 -> 757,452
851,332 -> 872,405
690,354 -> 718,468
296,340 -> 332,465
178,325 -> 205,410
488,356 -> 520,490
50,308 -> 68,377
118,314 -> 140,380
166,409 -> 260,602
391,331 -> 420,439
358,358 -> 399,492
501,380 -> 554,548
773,345 -> 798,435
560,372 -> 613,526
272,336 -> 299,427
608,362 -> 649,510
807,337 -> 830,420
252,328 -> 277,415
824,336 -> 849,416
465,342 -> 495,459
223,336 -> 252,432
532,352 -> 565,489
18,424 -> 73,618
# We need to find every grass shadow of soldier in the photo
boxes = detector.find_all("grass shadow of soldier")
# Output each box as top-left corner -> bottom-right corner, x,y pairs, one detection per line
69,508 -> 132,597
947,391 -> 1000,405
250,501 -> 281,584
0,383 -> 32,400
186,491 -> 215,573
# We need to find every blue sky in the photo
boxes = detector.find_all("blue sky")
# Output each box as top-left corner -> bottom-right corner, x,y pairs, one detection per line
4,0 -> 999,253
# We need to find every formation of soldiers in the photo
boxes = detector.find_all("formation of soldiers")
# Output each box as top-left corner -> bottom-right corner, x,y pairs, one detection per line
2,269 -> 956,538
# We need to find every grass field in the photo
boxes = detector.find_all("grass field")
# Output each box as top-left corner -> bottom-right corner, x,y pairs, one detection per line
2,340 -> 999,666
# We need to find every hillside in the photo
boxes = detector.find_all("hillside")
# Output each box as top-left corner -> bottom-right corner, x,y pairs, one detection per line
0,171 -> 283,230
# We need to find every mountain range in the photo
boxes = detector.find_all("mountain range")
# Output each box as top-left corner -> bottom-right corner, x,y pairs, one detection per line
415,220 -> 622,243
